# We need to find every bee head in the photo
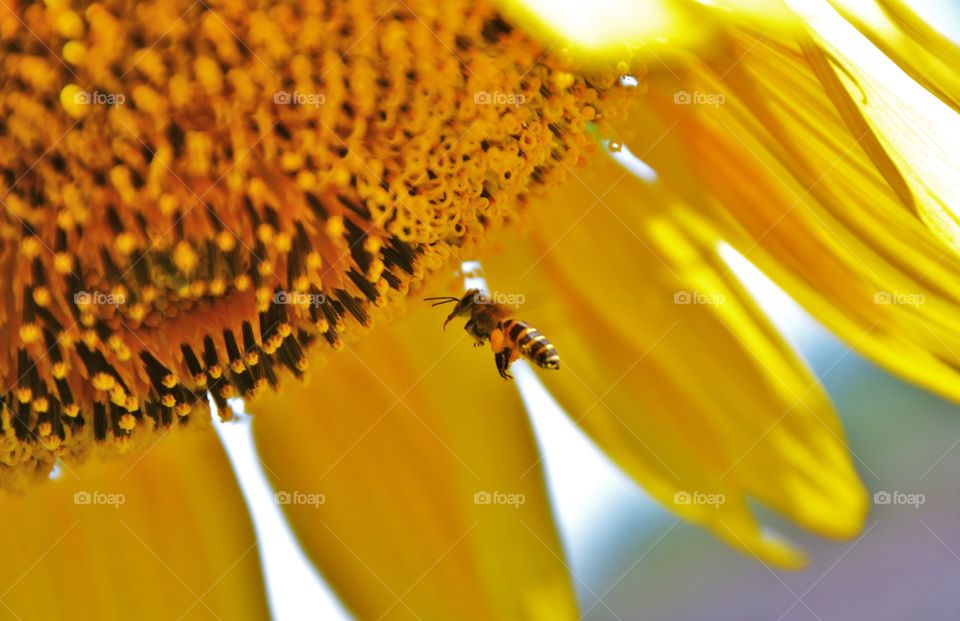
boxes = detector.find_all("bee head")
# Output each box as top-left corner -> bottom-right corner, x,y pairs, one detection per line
424,289 -> 481,330
443,289 -> 481,329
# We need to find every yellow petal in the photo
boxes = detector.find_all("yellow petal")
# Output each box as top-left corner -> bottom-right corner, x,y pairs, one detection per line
249,308 -> 577,620
0,427 -> 269,620
482,151 -> 867,568
793,1 -> 960,249
605,17 -> 960,403
828,0 -> 960,115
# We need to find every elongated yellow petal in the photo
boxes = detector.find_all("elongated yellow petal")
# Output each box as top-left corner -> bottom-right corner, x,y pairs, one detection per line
790,0 -> 960,251
829,0 -> 960,115
483,151 -> 867,568
605,17 -> 960,404
0,428 -> 268,620
249,308 -> 577,620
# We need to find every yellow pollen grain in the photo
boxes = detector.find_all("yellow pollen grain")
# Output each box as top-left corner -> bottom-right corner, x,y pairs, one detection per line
110,386 -> 127,405
92,373 -> 116,392
326,216 -> 345,238
128,303 -> 147,322
256,224 -> 275,244
51,362 -> 67,379
59,84 -> 89,119
274,232 -> 292,253
115,233 -> 136,255
53,252 -> 74,274
172,240 -> 199,274
54,10 -> 85,38
216,230 -> 237,252
20,237 -> 42,259
32,287 -> 51,307
159,194 -> 179,216
62,41 -> 87,64
209,278 -> 226,295
19,324 -> 41,344
81,330 -> 97,348
118,414 -> 136,431
262,337 -> 279,355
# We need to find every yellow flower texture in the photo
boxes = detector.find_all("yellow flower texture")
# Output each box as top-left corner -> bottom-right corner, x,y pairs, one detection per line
1,0 -> 960,618
0,0 -> 606,476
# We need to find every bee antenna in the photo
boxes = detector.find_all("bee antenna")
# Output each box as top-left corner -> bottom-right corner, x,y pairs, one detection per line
423,296 -> 460,307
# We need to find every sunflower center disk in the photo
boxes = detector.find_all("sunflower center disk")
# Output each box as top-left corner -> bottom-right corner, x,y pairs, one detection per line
0,0 -> 622,485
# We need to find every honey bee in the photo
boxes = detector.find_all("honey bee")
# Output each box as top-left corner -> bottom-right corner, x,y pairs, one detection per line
425,289 -> 560,379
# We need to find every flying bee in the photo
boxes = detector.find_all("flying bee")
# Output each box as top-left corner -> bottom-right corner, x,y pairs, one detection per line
425,289 -> 560,379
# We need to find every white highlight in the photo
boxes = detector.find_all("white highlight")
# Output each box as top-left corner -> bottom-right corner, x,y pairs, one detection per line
512,0 -> 675,49
608,143 -> 658,183
718,243 -> 830,353
214,398 -> 351,621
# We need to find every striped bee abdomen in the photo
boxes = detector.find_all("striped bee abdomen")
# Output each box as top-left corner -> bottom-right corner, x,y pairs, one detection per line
502,319 -> 560,370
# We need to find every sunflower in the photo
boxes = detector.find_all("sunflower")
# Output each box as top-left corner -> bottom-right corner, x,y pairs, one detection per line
0,0 -> 958,617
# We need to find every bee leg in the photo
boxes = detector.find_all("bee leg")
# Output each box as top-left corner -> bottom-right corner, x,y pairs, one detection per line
464,318 -> 485,347
496,349 -> 513,380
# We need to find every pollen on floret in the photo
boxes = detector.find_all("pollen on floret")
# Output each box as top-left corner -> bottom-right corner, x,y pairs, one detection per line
92,373 -> 116,392
0,0 -> 626,486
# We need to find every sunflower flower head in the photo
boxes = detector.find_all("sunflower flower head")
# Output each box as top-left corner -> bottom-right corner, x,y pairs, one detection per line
0,0 -> 633,487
